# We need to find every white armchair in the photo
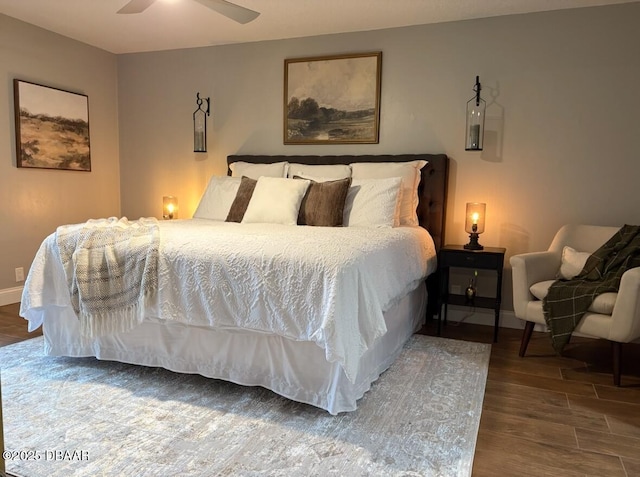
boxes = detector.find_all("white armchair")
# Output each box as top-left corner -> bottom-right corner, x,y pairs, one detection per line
510,224 -> 640,386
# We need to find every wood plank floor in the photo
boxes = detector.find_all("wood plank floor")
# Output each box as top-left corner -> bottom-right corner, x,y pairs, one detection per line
421,318 -> 640,477
0,303 -> 41,346
1,304 -> 639,476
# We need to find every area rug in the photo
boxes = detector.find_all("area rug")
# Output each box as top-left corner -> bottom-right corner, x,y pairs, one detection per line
0,335 -> 490,477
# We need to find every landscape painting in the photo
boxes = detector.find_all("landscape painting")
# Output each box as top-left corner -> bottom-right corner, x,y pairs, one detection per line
14,79 -> 91,171
284,52 -> 382,144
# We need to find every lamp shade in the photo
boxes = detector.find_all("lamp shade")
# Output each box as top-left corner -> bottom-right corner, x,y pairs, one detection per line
163,196 -> 178,220
464,202 -> 486,234
463,202 -> 485,250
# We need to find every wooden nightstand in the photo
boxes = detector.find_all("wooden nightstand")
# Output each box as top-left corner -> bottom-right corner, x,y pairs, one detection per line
437,244 -> 506,342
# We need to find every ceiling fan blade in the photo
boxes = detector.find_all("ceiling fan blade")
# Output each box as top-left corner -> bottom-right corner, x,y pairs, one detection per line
192,0 -> 260,24
117,0 -> 157,14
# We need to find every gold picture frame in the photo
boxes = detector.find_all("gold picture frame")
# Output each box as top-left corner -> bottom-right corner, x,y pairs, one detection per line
14,79 -> 91,171
284,52 -> 382,144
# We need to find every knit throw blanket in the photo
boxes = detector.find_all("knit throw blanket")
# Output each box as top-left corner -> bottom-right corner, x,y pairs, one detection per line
543,224 -> 640,352
56,217 -> 160,338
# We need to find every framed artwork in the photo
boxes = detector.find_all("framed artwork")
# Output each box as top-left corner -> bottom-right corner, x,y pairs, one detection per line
284,52 -> 382,144
14,79 -> 91,171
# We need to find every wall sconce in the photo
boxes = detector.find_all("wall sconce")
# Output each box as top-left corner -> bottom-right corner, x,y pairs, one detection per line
163,196 -> 178,220
193,92 -> 210,153
465,76 -> 486,151
464,202 -> 486,250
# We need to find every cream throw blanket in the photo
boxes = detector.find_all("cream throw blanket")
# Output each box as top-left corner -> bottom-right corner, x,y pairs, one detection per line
56,217 -> 160,338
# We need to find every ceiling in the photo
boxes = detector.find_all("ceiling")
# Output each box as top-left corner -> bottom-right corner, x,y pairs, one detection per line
0,0 -> 637,54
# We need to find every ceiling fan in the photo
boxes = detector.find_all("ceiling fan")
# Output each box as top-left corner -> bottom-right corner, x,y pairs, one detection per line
117,0 -> 260,24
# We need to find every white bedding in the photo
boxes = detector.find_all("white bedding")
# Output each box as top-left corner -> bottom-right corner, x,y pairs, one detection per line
39,284 -> 427,414
21,219 -> 436,383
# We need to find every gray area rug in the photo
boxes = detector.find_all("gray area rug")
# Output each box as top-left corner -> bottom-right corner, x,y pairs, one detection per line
1,334 -> 490,477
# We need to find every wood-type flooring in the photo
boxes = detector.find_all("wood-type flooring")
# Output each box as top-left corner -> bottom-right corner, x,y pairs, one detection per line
1,303 -> 639,476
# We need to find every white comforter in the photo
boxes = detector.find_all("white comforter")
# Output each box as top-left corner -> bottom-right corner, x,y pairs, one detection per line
21,219 -> 436,382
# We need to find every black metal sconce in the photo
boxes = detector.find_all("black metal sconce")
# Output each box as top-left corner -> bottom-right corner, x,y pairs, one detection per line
193,92 -> 210,153
465,76 -> 486,151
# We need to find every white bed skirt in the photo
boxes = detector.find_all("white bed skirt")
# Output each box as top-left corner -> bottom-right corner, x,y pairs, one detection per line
34,284 -> 426,414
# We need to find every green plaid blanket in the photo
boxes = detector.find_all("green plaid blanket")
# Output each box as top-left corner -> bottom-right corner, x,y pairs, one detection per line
543,224 -> 640,352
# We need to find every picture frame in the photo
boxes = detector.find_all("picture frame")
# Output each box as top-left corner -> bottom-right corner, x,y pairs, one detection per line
284,52 -> 382,144
13,79 -> 91,171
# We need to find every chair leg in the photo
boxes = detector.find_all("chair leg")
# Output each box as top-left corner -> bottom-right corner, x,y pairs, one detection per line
612,341 -> 622,386
519,321 -> 535,357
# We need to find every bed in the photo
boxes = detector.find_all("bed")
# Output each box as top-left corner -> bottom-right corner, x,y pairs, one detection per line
20,154 -> 449,414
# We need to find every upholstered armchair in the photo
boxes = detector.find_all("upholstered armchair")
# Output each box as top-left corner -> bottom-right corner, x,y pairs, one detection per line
510,224 -> 640,385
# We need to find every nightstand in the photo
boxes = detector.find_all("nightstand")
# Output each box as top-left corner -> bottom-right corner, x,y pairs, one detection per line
437,244 -> 506,342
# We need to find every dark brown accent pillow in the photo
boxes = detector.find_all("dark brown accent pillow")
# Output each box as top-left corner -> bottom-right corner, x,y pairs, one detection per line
296,177 -> 352,227
225,176 -> 257,223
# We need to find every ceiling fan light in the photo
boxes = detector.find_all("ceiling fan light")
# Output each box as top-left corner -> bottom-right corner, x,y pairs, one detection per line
117,0 -> 260,24
192,0 -> 260,24
117,0 -> 157,14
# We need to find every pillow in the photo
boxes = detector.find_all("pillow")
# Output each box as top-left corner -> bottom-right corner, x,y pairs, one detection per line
287,163 -> 351,180
589,292 -> 617,315
241,177 -> 311,225
350,160 -> 427,226
225,176 -> 257,223
294,174 -> 341,183
558,246 -> 591,280
193,176 -> 241,221
529,280 -> 556,300
229,161 -> 288,179
295,177 -> 352,227
529,280 -> 616,314
343,177 -> 402,228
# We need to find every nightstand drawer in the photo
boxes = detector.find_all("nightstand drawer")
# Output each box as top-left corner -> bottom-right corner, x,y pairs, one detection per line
440,251 -> 503,269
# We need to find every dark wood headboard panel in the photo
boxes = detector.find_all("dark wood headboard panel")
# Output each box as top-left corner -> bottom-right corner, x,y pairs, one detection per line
227,154 -> 449,251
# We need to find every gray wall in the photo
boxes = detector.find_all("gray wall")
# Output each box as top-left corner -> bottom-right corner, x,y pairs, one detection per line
117,3 -> 640,314
2,3 -> 640,318
0,15 -> 120,296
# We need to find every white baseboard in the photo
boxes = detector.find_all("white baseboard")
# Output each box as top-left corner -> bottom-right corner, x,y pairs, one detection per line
445,307 -> 640,343
0,286 -> 23,306
444,306 -> 548,332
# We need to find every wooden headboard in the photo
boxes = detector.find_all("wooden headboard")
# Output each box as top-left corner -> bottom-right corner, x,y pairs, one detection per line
227,154 -> 449,251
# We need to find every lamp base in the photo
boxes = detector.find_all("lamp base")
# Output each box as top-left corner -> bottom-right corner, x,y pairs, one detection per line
463,233 -> 484,250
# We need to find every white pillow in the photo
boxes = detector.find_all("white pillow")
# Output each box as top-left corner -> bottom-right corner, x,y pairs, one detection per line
241,177 -> 310,225
293,174 -> 339,183
229,161 -> 289,179
558,246 -> 591,280
350,160 -> 427,226
529,280 -> 556,300
529,279 -> 616,314
287,163 -> 351,180
343,177 -> 402,228
193,176 -> 241,221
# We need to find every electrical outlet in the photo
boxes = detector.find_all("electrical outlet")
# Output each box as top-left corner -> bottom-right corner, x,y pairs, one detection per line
15,267 -> 24,282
